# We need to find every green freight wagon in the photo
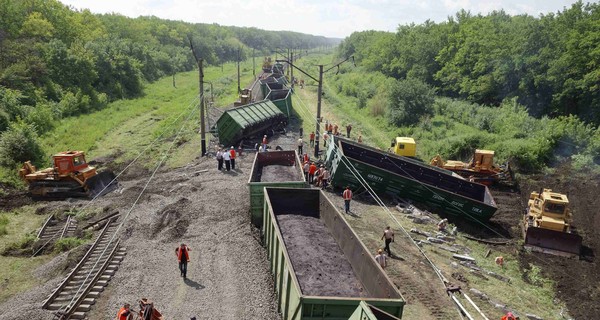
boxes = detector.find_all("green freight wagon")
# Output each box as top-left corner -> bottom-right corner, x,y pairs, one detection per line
349,301 -> 401,320
267,87 -> 292,118
260,75 -> 287,98
215,100 -> 286,148
263,188 -> 405,320
325,136 -> 497,222
248,151 -> 307,227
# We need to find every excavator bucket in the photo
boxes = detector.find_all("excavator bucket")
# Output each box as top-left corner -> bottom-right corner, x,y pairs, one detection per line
85,171 -> 118,198
524,226 -> 582,257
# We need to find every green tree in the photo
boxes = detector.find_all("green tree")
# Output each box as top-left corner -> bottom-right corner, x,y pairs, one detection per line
387,78 -> 436,126
0,120 -> 44,167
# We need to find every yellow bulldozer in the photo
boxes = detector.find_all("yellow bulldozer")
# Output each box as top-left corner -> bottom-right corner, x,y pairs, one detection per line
523,189 -> 582,257
262,56 -> 273,73
430,149 -> 512,185
19,151 -> 118,200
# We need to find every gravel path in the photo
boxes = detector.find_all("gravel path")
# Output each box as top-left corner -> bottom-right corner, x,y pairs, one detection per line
0,154 -> 280,320
276,214 -> 367,297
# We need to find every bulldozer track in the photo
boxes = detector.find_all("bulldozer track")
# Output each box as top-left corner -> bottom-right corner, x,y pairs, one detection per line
42,216 -> 125,319
37,215 -> 77,244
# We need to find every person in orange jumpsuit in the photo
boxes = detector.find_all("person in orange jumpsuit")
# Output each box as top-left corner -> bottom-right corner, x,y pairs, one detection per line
308,162 -> 318,184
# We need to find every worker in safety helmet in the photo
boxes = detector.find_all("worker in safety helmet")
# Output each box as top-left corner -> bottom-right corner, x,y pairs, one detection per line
116,303 -> 133,320
175,243 -> 191,279
501,311 -> 516,320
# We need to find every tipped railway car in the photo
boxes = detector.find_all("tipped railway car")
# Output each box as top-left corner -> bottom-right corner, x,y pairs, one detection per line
325,136 -> 498,222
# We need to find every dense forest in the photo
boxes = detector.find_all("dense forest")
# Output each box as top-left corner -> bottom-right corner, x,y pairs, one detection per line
338,1 -> 599,124
0,0 -> 336,168
327,1 -> 599,171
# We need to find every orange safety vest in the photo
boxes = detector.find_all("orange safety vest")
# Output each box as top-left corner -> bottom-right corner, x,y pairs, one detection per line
176,246 -> 190,262
229,149 -> 236,159
309,132 -> 315,140
343,189 -> 352,200
303,154 -> 309,163
262,137 -> 267,144
501,316 -> 515,320
117,307 -> 130,320
309,164 -> 317,175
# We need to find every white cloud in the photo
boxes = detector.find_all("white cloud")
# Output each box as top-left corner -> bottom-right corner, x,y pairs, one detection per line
59,0 -> 582,38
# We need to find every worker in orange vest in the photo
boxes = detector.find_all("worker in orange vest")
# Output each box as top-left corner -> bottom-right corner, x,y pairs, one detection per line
175,243 -> 191,279
343,186 -> 353,214
308,162 -> 318,184
261,135 -> 268,152
229,146 -> 237,170
501,311 -> 516,320
309,131 -> 315,147
116,303 -> 132,320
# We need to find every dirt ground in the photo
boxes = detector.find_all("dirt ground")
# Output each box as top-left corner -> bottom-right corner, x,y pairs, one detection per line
276,214 -> 367,297
0,154 -> 281,320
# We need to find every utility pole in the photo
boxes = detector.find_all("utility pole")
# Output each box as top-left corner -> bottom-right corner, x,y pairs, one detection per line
290,52 -> 294,89
237,47 -> 241,94
276,56 -> 355,158
315,64 -> 323,157
252,48 -> 255,78
188,36 -> 207,156
287,48 -> 291,79
199,59 -> 206,156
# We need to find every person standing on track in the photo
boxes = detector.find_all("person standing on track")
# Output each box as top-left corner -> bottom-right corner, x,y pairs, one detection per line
229,146 -> 236,170
297,137 -> 303,155
375,249 -> 388,269
216,148 -> 224,171
222,148 -> 231,171
343,186 -> 353,214
262,135 -> 268,152
381,226 -> 395,257
176,243 -> 191,279
116,303 -> 133,320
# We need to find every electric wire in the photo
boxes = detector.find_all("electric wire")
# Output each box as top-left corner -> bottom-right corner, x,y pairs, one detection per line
32,95 -> 201,258
58,94 -> 201,315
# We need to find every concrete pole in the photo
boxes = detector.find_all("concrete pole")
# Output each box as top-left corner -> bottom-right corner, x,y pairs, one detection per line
199,59 -> 206,156
314,65 -> 323,158
290,52 -> 294,89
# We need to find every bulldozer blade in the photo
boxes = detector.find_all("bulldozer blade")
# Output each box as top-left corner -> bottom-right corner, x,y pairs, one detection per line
85,171 -> 118,198
525,226 -> 582,257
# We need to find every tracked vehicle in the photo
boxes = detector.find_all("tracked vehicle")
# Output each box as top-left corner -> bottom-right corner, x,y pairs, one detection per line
523,189 -> 582,257
19,151 -> 118,200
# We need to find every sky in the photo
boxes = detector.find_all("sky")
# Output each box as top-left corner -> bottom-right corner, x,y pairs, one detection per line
59,0 -> 582,38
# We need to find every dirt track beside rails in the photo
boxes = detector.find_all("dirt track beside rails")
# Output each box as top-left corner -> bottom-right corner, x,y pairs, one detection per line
0,154 -> 281,320
277,214 -> 367,297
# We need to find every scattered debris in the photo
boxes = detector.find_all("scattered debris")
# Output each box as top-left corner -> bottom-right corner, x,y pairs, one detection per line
410,228 -> 432,237
452,254 -> 476,262
440,245 -> 459,253
469,288 -> 489,301
525,313 -> 544,320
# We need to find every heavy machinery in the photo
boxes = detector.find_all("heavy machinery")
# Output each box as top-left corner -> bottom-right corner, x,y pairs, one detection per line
390,137 -> 417,157
523,189 -> 582,257
262,57 -> 273,73
19,151 -> 118,200
233,88 -> 252,107
429,149 -> 512,185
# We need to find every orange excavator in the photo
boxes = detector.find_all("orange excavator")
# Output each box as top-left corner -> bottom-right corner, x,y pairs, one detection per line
19,151 -> 117,200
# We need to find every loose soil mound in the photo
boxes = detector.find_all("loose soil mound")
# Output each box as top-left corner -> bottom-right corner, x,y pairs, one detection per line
277,214 -> 367,297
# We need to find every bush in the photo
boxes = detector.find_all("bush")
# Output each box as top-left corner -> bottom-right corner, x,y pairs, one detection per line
53,237 -> 86,253
0,121 -> 44,168
387,78 -> 435,126
25,104 -> 55,134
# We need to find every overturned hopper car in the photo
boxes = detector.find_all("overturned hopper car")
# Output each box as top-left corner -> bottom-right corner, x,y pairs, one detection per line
325,136 -> 498,222
263,187 -> 405,319
248,151 -> 307,227
215,100 -> 287,148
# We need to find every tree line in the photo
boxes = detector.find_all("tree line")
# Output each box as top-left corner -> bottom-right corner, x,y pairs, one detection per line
0,0 -> 336,169
338,1 -> 599,126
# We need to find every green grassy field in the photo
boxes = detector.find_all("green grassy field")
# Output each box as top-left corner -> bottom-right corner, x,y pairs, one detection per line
0,206 -> 53,303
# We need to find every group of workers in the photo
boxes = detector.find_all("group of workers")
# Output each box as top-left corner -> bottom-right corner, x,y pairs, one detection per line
302,160 -> 330,189
215,146 -> 238,171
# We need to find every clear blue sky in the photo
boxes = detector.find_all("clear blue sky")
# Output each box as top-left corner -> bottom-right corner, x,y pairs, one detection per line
59,0 -> 583,38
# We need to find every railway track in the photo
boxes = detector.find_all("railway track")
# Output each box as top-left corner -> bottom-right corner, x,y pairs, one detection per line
42,216 -> 125,319
37,215 -> 77,244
